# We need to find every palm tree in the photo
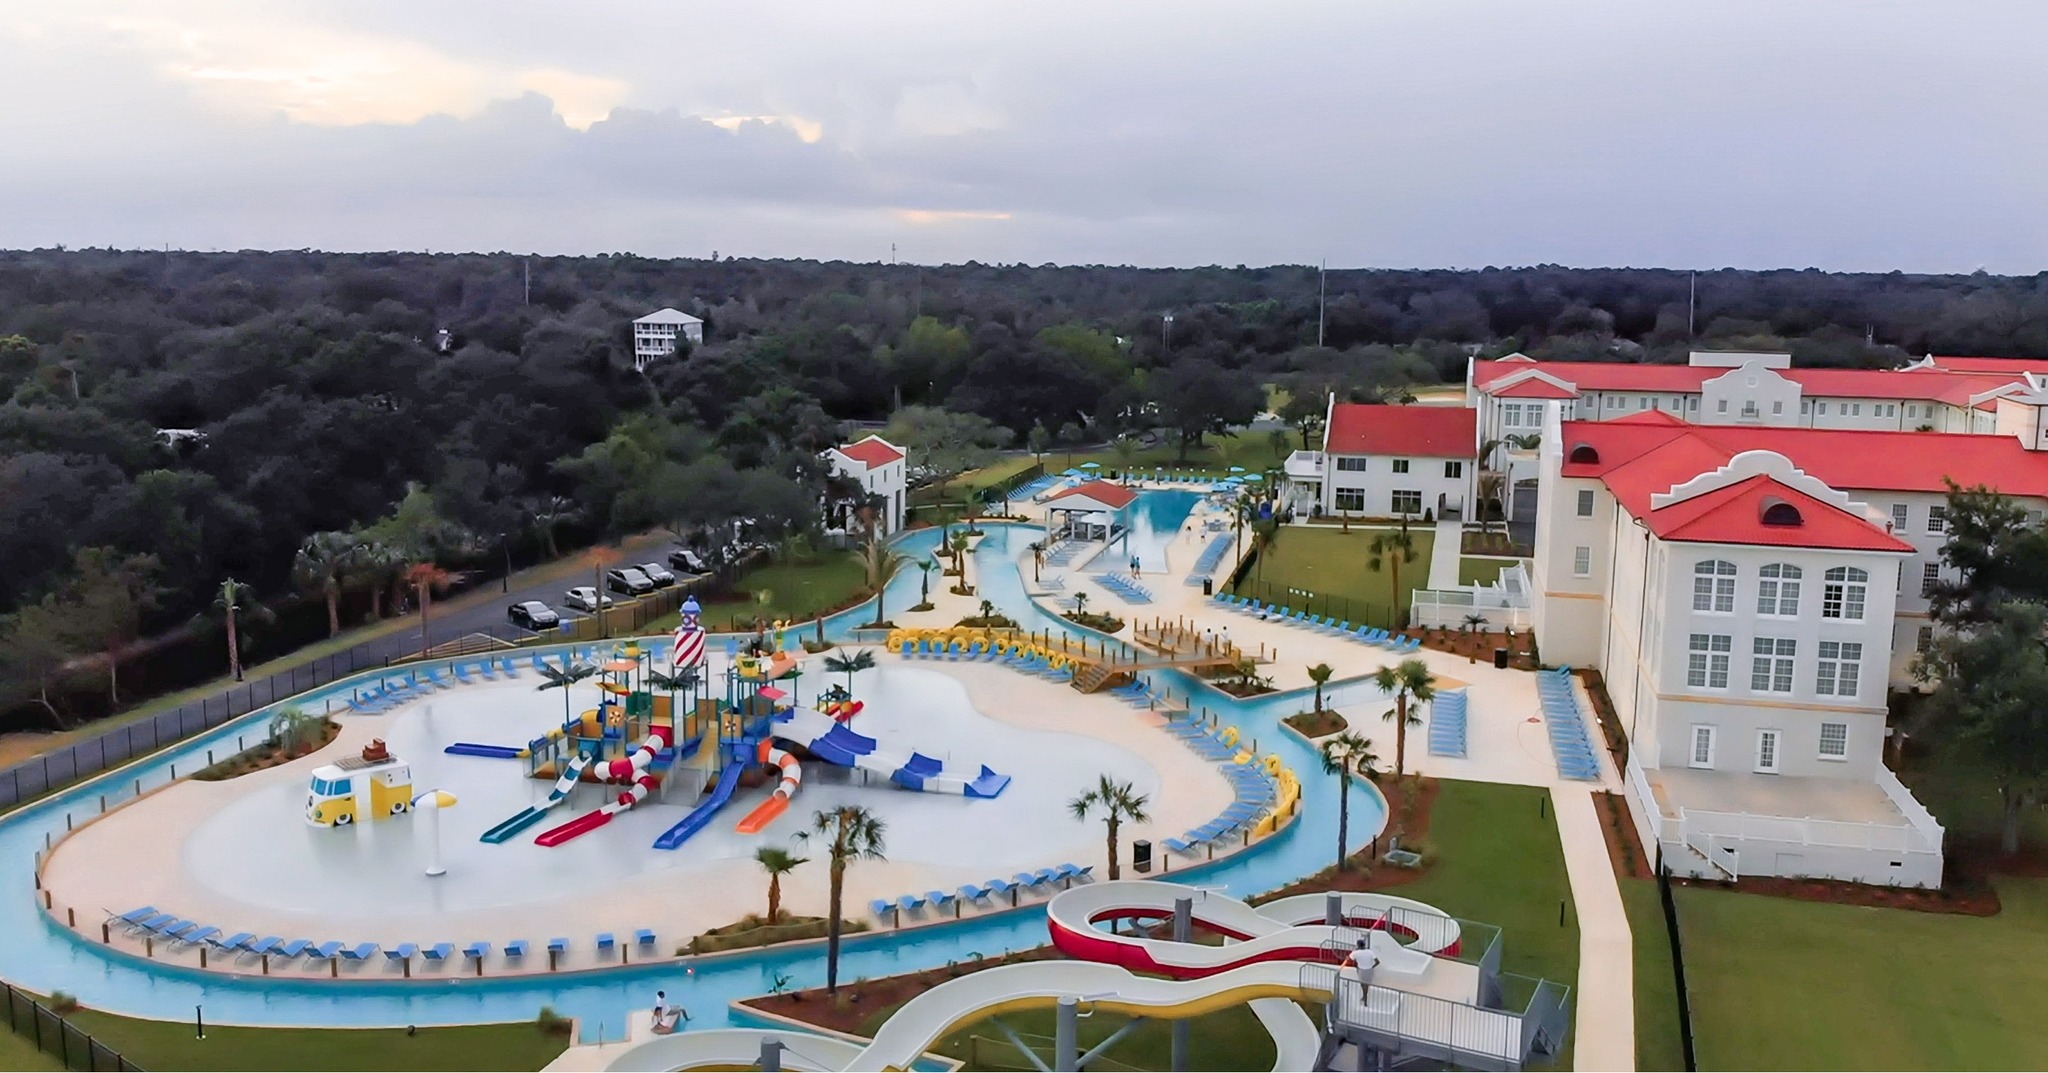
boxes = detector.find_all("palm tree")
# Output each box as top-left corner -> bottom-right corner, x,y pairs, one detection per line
268,706 -> 326,758
854,528 -> 906,627
1251,518 -> 1279,582
949,530 -> 973,589
1028,541 -> 1046,583
916,557 -> 936,606
214,578 -> 255,681
1070,774 -> 1150,881
1320,732 -> 1378,871
1462,613 -> 1489,662
1072,591 -> 1090,618
755,846 -> 809,924
293,531 -> 362,637
1374,658 -> 1437,777
536,660 -> 598,726
406,562 -> 456,651
1367,528 -> 1419,629
1506,433 -> 1541,452
347,539 -> 404,620
1111,433 -> 1140,474
822,649 -> 877,694
1307,663 -> 1335,712
800,805 -> 887,995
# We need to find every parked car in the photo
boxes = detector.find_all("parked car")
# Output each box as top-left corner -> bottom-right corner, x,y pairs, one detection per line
507,600 -> 561,631
605,567 -> 655,596
668,547 -> 709,573
563,586 -> 614,613
637,562 -> 677,588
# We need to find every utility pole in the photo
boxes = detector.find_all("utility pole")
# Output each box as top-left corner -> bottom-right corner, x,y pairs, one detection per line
524,258 -> 531,306
1317,260 -> 1327,348
1687,270 -> 1696,339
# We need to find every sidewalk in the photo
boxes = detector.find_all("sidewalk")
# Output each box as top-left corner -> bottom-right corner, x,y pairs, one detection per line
1425,515 -> 1463,589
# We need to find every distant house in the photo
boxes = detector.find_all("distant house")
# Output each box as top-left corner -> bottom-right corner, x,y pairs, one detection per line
1283,403 -> 1478,520
633,308 -> 705,369
825,436 -> 908,535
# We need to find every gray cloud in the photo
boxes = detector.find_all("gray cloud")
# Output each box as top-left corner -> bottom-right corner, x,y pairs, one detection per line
1,0 -> 2044,270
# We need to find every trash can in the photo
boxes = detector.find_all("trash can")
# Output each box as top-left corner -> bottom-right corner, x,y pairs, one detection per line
1493,647 -> 1509,669
1202,578 -> 1214,596
1133,839 -> 1154,873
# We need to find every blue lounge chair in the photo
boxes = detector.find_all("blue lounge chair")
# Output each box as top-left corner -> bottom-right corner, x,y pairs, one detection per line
424,942 -> 454,961
245,936 -> 283,957
213,931 -> 256,951
276,939 -> 312,958
595,932 -> 616,953
181,926 -> 222,946
160,921 -> 201,942
531,654 -> 552,673
635,929 -> 657,948
547,937 -> 568,955
311,941 -> 343,959
959,883 -> 991,902
896,894 -> 925,913
505,940 -> 529,958
110,905 -> 156,927
341,942 -> 378,961
128,913 -> 175,934
1032,868 -> 1061,886
1053,862 -> 1084,882
1164,837 -> 1195,854
1015,871 -> 1047,889
499,657 -> 520,677
464,942 -> 491,960
384,942 -> 418,961
453,664 -> 474,684
871,899 -> 896,917
985,877 -> 1016,895
926,890 -> 956,908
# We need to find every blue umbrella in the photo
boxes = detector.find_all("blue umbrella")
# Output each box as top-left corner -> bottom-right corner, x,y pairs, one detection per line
1080,461 -> 1101,470
1228,465 -> 1246,473
1244,473 -> 1264,482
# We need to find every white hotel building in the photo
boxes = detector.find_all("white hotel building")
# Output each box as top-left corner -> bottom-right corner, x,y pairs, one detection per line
1522,367 -> 2048,887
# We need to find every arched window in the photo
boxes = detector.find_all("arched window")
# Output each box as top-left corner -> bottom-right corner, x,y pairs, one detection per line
1693,560 -> 1736,613
1760,498 -> 1803,526
1568,443 -> 1600,465
1757,564 -> 1802,616
1823,566 -> 1868,620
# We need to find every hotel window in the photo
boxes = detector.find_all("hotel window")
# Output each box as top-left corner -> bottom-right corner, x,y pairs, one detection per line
1815,641 -> 1862,697
1639,398 -> 1650,409
1573,546 -> 1591,577
1928,505 -> 1949,533
1818,722 -> 1849,760
1391,459 -> 1410,474
1576,489 -> 1595,517
1849,403 -> 1862,416
1687,633 -> 1731,688
1335,457 -> 1369,471
1334,488 -> 1365,512
1390,489 -> 1423,514
1756,564 -> 1801,615
1751,637 -> 1796,693
1922,561 -> 1941,597
1891,503 -> 1909,531
1444,461 -> 1463,479
1905,404 -> 1917,418
1917,625 -> 1935,652
1500,403 -> 1522,427
1716,400 -> 1728,414
1688,397 -> 1699,410
1693,560 -> 1737,613
1801,400 -> 1812,414
1818,402 -> 1829,415
1772,401 -> 1784,415
1822,567 -> 1867,620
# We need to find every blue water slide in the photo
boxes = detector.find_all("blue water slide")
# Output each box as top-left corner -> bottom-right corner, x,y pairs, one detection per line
805,724 -> 878,766
964,765 -> 1012,799
650,761 -> 747,850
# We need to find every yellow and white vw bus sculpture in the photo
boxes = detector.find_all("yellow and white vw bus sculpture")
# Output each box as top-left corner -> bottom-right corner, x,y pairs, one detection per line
305,739 -> 414,827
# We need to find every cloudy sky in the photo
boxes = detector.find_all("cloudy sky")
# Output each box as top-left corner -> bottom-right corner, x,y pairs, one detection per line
2,1 -> 2044,271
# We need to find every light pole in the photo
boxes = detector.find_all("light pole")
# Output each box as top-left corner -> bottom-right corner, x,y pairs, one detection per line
501,534 -> 511,593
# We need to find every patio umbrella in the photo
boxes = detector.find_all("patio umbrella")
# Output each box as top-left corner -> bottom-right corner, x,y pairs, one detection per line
1228,465 -> 1246,473
1244,473 -> 1264,481
1079,461 -> 1101,469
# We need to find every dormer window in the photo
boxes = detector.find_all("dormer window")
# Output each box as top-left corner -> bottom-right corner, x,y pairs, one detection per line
1568,443 -> 1599,465
1760,498 -> 1803,527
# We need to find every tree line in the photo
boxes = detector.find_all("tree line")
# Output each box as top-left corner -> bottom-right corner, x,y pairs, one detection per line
4,247 -> 2047,731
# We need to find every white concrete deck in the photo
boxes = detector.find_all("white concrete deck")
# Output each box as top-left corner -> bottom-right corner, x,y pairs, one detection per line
1649,766 -> 1909,825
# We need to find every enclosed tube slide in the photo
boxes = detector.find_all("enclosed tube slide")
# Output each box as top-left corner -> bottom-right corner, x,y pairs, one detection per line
532,726 -> 672,847
734,740 -> 802,833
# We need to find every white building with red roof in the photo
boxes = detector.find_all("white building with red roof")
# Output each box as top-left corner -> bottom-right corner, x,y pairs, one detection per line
1521,395 -> 2048,888
824,435 -> 908,534
1041,480 -> 1138,542
1282,402 -> 1478,520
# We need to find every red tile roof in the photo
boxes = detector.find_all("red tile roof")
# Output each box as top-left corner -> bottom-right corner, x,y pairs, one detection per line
1490,377 -> 1579,400
1045,480 -> 1138,510
1472,357 -> 2028,405
1643,474 -> 1912,552
1933,356 -> 2048,375
834,436 -> 904,468
1326,404 -> 1477,458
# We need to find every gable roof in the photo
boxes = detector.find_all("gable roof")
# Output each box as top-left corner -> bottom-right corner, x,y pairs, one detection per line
1492,378 -> 1580,400
1045,480 -> 1138,510
1325,404 -> 1476,458
832,436 -> 905,468
1642,473 -> 1912,552
1473,356 -> 2030,406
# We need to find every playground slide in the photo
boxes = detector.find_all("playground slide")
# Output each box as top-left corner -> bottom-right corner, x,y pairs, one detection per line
1045,880 -> 1459,979
733,743 -> 802,834
650,760 -> 747,850
443,742 -> 522,759
780,706 -> 1010,798
479,754 -> 593,843
533,728 -> 669,848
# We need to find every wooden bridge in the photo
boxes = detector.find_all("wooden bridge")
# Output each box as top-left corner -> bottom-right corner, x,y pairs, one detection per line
1049,618 -> 1265,694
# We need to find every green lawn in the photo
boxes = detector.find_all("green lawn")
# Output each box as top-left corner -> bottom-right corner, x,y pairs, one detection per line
0,1029 -> 65,1072
861,1003 -> 1282,1071
1620,880 -> 1686,1072
1457,555 -> 1526,588
1676,877 -> 2048,1070
55,1012 -> 566,1072
647,555 -> 873,634
1231,525 -> 1435,629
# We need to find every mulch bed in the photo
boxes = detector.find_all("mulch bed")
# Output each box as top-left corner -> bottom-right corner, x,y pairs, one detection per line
1283,710 -> 1348,738
1408,628 -> 1540,671
743,947 -> 1062,1033
1673,872 -> 2000,916
1594,791 -> 1654,880
1254,777 -> 1441,901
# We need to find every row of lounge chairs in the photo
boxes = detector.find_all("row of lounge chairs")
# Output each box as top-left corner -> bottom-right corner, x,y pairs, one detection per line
1096,572 -> 1154,604
898,638 -> 1077,681
1183,534 -> 1234,586
108,907 -> 654,965
1538,668 -> 1602,781
870,864 -> 1094,920
1162,748 -> 1282,855
1211,594 -> 1424,653
1428,689 -> 1470,758
1007,475 -> 1058,501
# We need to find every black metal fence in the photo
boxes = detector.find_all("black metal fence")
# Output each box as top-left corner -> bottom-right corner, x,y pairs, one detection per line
1225,577 -> 1397,632
979,461 -> 1047,503
1655,852 -> 1701,1071
1,985 -> 142,1071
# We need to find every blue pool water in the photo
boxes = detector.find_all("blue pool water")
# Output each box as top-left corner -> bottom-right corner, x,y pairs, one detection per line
0,508 -> 1390,1035
1109,488 -> 1201,576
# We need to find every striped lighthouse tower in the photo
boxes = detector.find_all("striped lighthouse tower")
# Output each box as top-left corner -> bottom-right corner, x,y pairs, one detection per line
671,596 -> 706,673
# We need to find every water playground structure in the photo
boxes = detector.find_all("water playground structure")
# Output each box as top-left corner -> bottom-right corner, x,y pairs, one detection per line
303,739 -> 414,828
